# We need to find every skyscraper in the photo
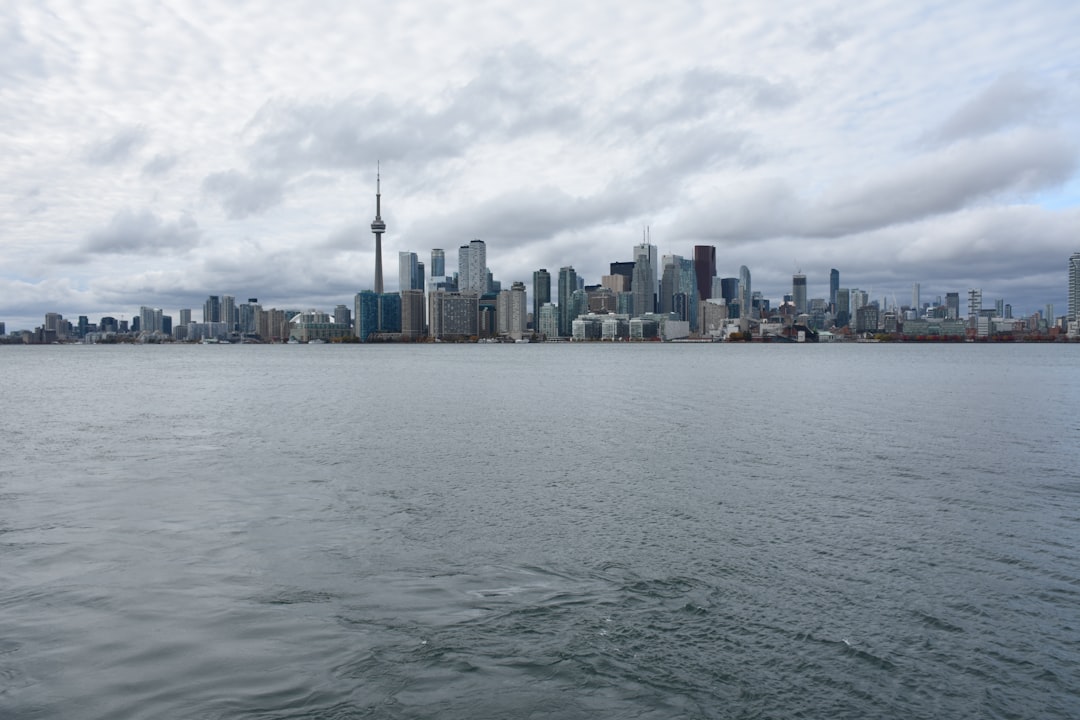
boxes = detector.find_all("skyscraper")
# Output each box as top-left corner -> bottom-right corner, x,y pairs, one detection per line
946,292 -> 960,320
399,252 -> 419,291
693,245 -> 716,301
1069,252 -> 1080,321
792,273 -> 807,315
830,269 -> 839,307
401,290 -> 425,338
203,295 -> 220,323
458,239 -> 487,294
558,266 -> 577,337
967,288 -> 982,319
371,167 -> 386,294
912,282 -> 920,315
533,268 -> 551,331
431,249 -> 445,277
633,238 -> 657,314
738,266 -> 752,319
660,255 -> 681,315
836,288 -> 850,327
221,295 -> 236,331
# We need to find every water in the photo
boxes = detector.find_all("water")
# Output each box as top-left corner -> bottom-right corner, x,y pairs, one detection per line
1,343 -> 1078,719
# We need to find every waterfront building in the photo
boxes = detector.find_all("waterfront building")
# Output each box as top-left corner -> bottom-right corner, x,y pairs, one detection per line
538,303 -> 558,339
533,268 -> 551,331
429,292 -> 479,340
694,245 -> 716,301
355,291 -> 379,341
701,300 -> 730,337
508,282 -> 527,339
371,168 -> 386,294
379,293 -> 401,333
558,266 -> 577,337
289,310 -> 351,342
430,249 -> 445,277
1069,252 -> 1080,321
855,305 -> 879,333
401,289 -> 425,339
792,273 -> 807,315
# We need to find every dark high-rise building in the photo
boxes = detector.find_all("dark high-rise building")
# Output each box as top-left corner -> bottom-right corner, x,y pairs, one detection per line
379,293 -> 401,333
693,245 -> 716,300
792,273 -> 807,315
558,266 -> 577,337
203,295 -> 220,323
609,261 -> 634,290
371,166 -> 386,294
533,268 -> 551,331
739,266 -> 752,319
355,291 -> 379,341
720,277 -> 739,304
836,288 -> 851,327
431,249 -> 445,277
1069,252 -> 1080,321
660,259 -> 680,315
830,269 -> 839,307
946,292 -> 960,320
401,289 -> 425,338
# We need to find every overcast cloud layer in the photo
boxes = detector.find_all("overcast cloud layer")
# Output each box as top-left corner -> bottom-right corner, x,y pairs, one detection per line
2,0 -> 1080,330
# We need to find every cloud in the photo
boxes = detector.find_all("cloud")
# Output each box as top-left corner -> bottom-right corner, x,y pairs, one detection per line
613,68 -> 799,133
240,45 -> 582,177
84,126 -> 149,166
76,209 -> 200,258
0,17 -> 46,83
142,153 -> 179,177
674,129 -> 1077,241
928,73 -> 1052,145
202,170 -> 286,219
807,129 -> 1077,236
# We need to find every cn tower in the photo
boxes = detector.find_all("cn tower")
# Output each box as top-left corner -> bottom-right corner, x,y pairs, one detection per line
371,164 -> 385,294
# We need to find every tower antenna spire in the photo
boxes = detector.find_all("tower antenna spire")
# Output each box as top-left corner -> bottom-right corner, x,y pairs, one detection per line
371,162 -> 386,294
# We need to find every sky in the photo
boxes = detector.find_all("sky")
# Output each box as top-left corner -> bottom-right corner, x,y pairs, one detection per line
3,0 -> 1080,331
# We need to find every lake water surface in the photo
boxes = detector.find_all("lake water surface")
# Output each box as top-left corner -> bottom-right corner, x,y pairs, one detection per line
2,343 -> 1078,718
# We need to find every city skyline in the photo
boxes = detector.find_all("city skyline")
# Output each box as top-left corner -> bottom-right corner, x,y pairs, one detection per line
2,2 -> 1080,331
